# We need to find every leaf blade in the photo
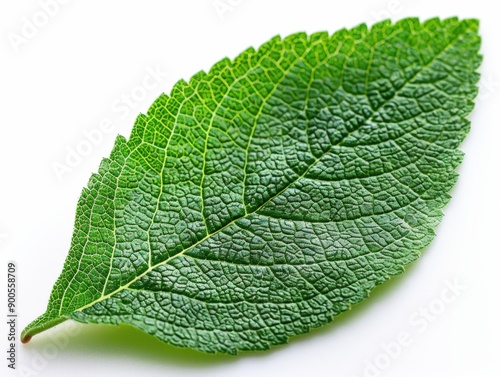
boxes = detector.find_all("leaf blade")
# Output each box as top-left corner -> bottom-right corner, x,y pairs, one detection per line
22,17 -> 481,353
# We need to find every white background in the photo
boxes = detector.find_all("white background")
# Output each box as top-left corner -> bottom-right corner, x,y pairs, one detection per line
1,0 -> 499,376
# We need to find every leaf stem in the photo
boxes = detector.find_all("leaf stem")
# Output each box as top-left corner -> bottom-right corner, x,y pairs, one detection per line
21,314 -> 67,344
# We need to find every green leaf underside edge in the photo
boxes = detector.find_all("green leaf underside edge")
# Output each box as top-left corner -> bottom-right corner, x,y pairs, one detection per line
22,17 -> 481,354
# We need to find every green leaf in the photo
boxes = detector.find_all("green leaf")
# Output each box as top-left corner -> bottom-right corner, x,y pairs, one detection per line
22,17 -> 481,354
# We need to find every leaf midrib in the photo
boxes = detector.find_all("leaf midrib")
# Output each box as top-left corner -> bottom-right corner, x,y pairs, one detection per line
67,23 -> 467,319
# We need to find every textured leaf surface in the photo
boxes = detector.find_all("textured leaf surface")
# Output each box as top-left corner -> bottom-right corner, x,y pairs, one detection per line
22,17 -> 481,354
